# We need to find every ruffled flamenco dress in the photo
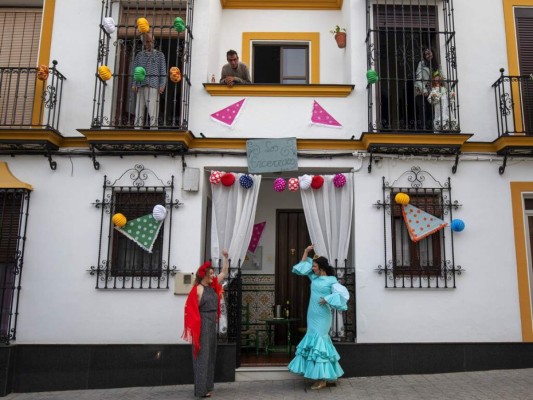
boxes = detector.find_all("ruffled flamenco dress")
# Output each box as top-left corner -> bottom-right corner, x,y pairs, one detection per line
288,258 -> 349,382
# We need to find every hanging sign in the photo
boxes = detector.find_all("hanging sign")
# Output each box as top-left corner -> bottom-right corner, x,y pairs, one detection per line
246,138 -> 298,173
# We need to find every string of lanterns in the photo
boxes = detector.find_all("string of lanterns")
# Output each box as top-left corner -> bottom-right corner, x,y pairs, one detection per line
210,171 -> 348,192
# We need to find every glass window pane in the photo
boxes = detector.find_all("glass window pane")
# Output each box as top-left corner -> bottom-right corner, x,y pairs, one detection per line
282,79 -> 307,84
282,48 -> 306,76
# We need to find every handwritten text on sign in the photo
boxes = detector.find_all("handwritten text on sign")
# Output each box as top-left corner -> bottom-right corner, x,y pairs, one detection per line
246,138 -> 298,173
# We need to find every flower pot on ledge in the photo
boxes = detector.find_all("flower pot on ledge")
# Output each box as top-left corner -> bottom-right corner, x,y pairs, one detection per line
334,32 -> 347,48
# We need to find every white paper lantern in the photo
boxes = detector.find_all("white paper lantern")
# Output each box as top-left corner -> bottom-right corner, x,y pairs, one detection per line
152,204 -> 167,221
299,174 -> 312,190
102,17 -> 116,34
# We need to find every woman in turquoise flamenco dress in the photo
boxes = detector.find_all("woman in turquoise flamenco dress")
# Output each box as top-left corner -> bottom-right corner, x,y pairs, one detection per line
288,245 -> 349,390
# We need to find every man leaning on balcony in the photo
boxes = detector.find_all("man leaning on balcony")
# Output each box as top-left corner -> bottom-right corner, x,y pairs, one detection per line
220,50 -> 251,87
131,32 -> 166,128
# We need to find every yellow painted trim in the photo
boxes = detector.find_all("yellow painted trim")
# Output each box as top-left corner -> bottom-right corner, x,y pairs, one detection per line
203,83 -> 353,97
0,129 -> 63,147
242,32 -> 320,84
78,129 -> 195,148
502,0 -> 533,133
32,0 -> 56,127
510,181 -> 533,342
0,162 -> 33,190
493,135 -> 533,152
360,133 -> 472,148
220,0 -> 342,10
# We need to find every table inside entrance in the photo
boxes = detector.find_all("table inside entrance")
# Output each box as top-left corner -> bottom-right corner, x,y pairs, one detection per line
261,318 -> 300,356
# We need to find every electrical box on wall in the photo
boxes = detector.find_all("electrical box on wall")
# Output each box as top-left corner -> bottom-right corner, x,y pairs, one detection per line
174,272 -> 195,294
183,167 -> 200,192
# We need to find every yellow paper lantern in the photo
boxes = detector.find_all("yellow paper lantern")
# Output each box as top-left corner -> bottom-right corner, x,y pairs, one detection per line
169,66 -> 182,83
37,65 -> 49,81
395,192 -> 410,205
112,213 -> 127,228
137,17 -> 150,33
98,65 -> 112,81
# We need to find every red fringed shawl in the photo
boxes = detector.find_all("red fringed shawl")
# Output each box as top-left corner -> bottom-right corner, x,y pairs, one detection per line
182,276 -> 223,358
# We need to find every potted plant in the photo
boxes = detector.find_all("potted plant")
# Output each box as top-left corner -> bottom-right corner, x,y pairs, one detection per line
330,25 -> 347,48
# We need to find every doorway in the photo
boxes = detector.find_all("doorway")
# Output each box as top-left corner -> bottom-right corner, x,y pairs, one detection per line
275,210 -> 311,346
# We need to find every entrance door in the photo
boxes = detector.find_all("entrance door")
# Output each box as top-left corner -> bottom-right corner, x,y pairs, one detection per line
275,210 -> 311,344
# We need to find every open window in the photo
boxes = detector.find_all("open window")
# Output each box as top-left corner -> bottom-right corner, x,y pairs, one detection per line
253,44 -> 309,84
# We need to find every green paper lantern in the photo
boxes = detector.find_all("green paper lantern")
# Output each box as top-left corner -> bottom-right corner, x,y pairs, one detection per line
134,66 -> 146,82
367,70 -> 379,84
174,17 -> 185,32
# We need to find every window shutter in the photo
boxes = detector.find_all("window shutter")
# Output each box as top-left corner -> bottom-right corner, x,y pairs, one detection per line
0,8 -> 42,67
374,5 -> 437,29
515,7 -> 533,75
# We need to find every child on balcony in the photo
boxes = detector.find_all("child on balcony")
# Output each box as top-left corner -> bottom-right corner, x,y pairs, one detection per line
427,71 -> 458,132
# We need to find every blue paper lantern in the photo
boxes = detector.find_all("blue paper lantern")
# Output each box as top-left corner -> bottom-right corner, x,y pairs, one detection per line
451,219 -> 465,232
239,174 -> 253,189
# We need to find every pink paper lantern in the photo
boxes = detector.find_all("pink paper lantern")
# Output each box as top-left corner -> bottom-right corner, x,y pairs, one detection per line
288,178 -> 299,192
273,178 -> 286,192
210,170 -> 223,184
333,173 -> 346,188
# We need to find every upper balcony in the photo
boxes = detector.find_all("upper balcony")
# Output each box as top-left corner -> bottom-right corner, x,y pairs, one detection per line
491,68 -> 533,174
0,60 -> 67,170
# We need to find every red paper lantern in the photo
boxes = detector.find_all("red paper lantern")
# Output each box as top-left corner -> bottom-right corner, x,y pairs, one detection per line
311,175 -> 324,189
221,173 -> 235,186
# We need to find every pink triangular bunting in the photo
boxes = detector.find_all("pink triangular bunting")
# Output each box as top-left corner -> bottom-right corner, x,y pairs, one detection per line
248,221 -> 266,253
310,100 -> 342,128
210,98 -> 246,127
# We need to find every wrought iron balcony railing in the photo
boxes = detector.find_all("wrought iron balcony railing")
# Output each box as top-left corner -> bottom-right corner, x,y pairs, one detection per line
492,68 -> 533,137
0,60 -> 66,132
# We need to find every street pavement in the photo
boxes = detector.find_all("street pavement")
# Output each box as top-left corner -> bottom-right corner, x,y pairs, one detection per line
3,368 -> 533,399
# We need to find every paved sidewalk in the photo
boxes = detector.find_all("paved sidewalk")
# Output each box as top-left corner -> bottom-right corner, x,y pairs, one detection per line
4,368 -> 533,400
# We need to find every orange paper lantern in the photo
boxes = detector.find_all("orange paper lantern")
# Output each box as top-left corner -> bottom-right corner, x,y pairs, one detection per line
112,213 -> 127,228
137,17 -> 150,33
98,65 -> 112,81
169,67 -> 182,83
37,65 -> 49,81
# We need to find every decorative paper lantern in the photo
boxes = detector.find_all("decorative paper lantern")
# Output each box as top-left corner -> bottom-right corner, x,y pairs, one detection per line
288,177 -> 299,192
273,178 -> 286,192
239,174 -> 253,189
112,213 -> 127,228
173,17 -> 186,32
152,204 -> 167,221
169,67 -> 182,83
451,219 -> 465,232
395,192 -> 410,205
221,173 -> 235,187
210,170 -> 223,184
98,65 -> 112,81
299,174 -> 312,190
137,17 -> 150,33
37,65 -> 49,81
333,173 -> 346,188
367,70 -> 379,84
311,175 -> 324,189
102,17 -> 116,34
134,66 -> 146,82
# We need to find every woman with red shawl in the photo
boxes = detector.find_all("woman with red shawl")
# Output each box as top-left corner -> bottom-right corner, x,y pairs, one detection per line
182,250 -> 229,398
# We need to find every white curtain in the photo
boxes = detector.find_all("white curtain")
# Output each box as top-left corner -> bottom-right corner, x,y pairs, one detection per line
300,173 -> 353,337
210,173 -> 262,268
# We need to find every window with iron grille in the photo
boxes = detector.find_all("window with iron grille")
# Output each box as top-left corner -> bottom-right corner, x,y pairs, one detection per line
366,0 -> 460,133
0,189 -> 30,344
92,0 -> 194,129
90,165 -> 181,290
375,166 -> 464,288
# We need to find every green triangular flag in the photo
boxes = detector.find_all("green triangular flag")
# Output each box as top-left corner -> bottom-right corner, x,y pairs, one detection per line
116,213 -> 163,253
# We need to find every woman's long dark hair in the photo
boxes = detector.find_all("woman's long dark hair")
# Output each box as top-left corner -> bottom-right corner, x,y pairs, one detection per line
314,256 -> 335,276
422,47 -> 440,71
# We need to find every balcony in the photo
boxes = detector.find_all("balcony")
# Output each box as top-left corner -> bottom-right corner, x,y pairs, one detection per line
0,60 -> 67,170
491,68 -> 533,174
86,0 -> 194,164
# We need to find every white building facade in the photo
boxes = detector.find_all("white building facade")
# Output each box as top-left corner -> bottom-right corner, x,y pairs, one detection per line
0,0 -> 532,395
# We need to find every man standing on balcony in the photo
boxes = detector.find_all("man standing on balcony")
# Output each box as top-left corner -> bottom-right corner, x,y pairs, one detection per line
131,33 -> 166,128
220,50 -> 251,87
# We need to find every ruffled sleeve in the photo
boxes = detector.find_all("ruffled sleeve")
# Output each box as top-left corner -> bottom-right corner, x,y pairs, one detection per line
292,257 -> 316,280
324,282 -> 349,311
